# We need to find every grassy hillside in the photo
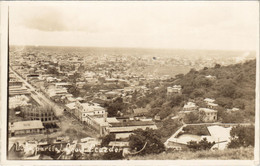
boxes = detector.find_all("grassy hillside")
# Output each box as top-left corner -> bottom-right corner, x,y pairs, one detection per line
129,147 -> 254,160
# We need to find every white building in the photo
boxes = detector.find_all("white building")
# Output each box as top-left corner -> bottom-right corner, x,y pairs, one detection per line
204,98 -> 215,104
9,95 -> 30,109
167,85 -> 182,95
183,102 -> 197,112
66,101 -> 106,123
205,75 -> 216,80
204,98 -> 218,109
199,108 -> 218,122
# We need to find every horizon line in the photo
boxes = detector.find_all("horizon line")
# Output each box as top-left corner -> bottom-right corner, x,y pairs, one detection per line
9,44 -> 256,52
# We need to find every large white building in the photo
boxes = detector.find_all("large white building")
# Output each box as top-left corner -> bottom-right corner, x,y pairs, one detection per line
66,101 -> 106,123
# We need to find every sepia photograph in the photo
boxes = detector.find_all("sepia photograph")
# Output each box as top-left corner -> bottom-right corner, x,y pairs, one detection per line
0,1 -> 259,165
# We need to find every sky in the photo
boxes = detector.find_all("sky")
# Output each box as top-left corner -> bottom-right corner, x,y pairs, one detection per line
9,1 -> 259,51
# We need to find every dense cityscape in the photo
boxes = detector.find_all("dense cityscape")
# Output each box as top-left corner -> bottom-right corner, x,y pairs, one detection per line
8,46 -> 256,160
4,1 -> 258,162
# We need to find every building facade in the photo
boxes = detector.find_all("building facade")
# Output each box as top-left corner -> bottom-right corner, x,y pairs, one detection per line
9,120 -> 44,136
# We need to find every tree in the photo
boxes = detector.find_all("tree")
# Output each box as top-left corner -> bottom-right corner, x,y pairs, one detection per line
101,133 -> 115,147
46,67 -> 59,75
184,112 -> 200,124
232,99 -> 245,109
158,107 -> 172,119
189,68 -> 198,74
129,128 -> 165,155
14,106 -> 21,112
68,86 -> 80,97
150,98 -> 164,108
216,97 -> 233,108
167,94 -> 183,107
149,108 -> 161,117
175,74 -> 184,79
182,86 -> 194,95
191,89 -> 205,98
195,76 -> 212,88
78,65 -> 85,72
156,118 -> 182,138
219,82 -> 236,98
228,125 -> 254,148
105,97 -> 126,117
214,64 -> 221,69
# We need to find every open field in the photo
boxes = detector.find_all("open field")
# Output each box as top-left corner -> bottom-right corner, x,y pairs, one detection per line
129,147 -> 254,160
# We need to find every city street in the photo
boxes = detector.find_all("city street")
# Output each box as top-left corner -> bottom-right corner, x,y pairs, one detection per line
10,68 -> 64,116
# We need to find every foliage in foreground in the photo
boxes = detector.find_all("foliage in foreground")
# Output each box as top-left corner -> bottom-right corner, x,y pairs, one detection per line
129,128 -> 165,155
187,138 -> 215,151
129,147 -> 254,160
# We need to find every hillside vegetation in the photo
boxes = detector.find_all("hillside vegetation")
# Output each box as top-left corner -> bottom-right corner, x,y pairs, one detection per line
176,60 -> 256,122
133,60 -> 256,141
138,60 -> 256,122
129,147 -> 254,160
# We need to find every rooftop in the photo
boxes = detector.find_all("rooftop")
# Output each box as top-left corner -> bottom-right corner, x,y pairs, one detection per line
10,120 -> 44,131
183,102 -> 197,108
204,98 -> 215,103
110,120 -> 155,127
207,103 -> 218,107
199,108 -> 218,113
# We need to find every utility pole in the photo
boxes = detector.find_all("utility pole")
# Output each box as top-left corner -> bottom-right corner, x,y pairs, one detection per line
218,138 -> 219,149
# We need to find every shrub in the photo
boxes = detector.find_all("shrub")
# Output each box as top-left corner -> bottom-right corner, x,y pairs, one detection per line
187,138 -> 215,151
